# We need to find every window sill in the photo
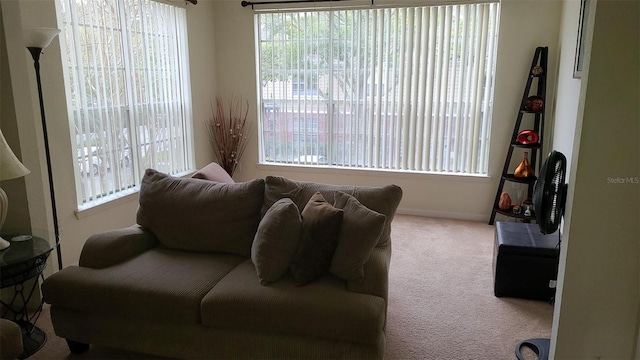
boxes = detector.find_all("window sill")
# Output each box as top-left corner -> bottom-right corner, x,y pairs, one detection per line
74,170 -> 196,220
255,162 -> 492,183
74,188 -> 140,220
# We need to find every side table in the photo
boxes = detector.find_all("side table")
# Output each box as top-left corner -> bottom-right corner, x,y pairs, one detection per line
0,235 -> 58,359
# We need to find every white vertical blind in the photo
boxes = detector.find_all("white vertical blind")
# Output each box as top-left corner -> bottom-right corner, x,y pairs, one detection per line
58,0 -> 193,208
257,2 -> 499,174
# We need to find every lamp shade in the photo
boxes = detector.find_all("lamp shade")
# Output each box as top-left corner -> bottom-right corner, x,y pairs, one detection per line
0,130 -> 30,181
23,27 -> 60,49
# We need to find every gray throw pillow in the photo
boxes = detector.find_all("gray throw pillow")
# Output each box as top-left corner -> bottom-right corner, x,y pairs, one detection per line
330,191 -> 387,281
263,176 -> 402,247
290,192 -> 343,286
251,198 -> 302,285
136,169 -> 264,257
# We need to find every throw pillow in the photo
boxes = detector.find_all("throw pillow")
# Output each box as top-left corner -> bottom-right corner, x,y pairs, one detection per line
290,192 -> 343,286
136,169 -> 264,257
191,162 -> 235,183
330,191 -> 387,281
263,176 -> 402,247
251,198 -> 302,285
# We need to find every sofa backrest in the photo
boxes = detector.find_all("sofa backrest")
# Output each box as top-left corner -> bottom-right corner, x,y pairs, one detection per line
137,169 -> 264,257
262,176 -> 403,248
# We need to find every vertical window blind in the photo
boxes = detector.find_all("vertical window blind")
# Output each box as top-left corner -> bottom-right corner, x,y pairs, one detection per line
257,2 -> 499,174
58,0 -> 193,209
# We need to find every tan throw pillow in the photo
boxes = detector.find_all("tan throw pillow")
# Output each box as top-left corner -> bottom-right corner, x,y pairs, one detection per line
136,169 -> 264,257
290,192 -> 343,286
251,198 -> 302,285
330,191 -> 387,281
263,176 -> 402,247
191,162 -> 235,183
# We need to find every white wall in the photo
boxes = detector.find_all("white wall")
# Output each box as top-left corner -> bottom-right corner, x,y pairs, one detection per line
551,0 -> 640,357
217,0 -> 562,221
0,3 -> 32,233
549,0 -> 583,177
187,2 -> 219,167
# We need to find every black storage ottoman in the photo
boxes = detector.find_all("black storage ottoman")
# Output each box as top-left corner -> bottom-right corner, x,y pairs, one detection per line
493,221 -> 560,301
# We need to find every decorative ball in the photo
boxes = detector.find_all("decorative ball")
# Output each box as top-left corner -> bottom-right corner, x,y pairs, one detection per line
531,66 -> 544,76
525,96 -> 544,112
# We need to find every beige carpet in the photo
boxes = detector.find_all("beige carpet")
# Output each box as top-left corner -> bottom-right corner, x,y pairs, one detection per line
31,215 -> 552,359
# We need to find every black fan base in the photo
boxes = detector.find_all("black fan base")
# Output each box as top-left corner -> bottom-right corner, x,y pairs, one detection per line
515,338 -> 550,360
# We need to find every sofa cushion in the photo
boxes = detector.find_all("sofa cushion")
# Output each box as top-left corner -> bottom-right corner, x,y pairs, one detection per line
290,192 -> 343,286
42,247 -> 246,325
251,198 -> 302,285
136,169 -> 264,257
201,259 -> 386,345
263,176 -> 402,247
330,191 -> 386,281
191,162 -> 235,183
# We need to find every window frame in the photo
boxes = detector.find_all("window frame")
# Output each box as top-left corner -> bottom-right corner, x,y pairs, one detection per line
255,2 -> 500,175
57,0 -> 195,211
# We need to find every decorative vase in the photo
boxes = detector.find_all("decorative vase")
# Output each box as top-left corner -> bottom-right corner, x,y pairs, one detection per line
516,129 -> 539,145
514,152 -> 534,178
498,192 -> 512,210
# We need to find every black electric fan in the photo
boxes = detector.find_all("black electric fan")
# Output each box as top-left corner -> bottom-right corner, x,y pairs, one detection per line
515,150 -> 568,360
533,150 -> 568,235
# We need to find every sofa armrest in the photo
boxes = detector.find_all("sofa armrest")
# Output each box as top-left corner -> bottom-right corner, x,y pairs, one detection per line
346,244 -> 391,300
79,225 -> 158,269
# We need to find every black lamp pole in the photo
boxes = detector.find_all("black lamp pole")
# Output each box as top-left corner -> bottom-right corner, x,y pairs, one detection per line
27,46 -> 62,271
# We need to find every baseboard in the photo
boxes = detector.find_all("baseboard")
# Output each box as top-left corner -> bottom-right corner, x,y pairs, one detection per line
396,207 -> 488,222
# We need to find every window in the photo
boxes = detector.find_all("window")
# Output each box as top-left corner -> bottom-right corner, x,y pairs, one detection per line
58,0 -> 193,209
257,3 -> 499,174
292,74 -> 319,95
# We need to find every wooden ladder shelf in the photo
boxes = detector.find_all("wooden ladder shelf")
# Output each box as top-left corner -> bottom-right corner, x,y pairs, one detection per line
489,47 -> 548,225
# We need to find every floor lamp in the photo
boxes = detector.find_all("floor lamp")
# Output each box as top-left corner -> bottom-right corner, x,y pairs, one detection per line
24,27 -> 63,271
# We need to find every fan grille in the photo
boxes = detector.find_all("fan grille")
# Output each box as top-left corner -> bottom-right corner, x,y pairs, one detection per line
533,151 -> 567,234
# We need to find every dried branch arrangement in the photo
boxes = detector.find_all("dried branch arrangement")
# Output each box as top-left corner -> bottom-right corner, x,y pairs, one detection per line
207,96 -> 252,177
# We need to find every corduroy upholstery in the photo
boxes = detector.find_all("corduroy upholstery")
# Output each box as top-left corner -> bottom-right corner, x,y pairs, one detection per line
79,225 -> 158,269
251,198 -> 302,285
264,176 -> 402,299
331,191 -> 387,281
50,307 -> 384,359
137,169 -> 264,257
0,319 -> 22,360
201,259 -> 385,345
42,173 -> 402,360
290,192 -> 344,285
263,176 -> 402,248
44,247 -> 246,324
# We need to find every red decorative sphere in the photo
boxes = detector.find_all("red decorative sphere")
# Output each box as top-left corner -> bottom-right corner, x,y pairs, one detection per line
525,96 -> 544,112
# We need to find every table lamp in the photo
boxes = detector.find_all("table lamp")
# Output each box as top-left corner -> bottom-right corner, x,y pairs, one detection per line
0,129 -> 30,250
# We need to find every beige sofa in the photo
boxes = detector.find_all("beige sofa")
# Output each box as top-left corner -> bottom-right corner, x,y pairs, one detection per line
42,167 -> 402,359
